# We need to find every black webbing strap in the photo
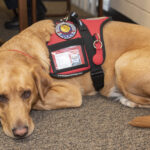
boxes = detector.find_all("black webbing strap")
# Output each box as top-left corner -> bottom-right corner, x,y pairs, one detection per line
70,12 -> 104,91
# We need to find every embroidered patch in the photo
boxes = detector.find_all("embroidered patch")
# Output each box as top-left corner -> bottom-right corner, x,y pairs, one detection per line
51,45 -> 84,70
55,22 -> 76,39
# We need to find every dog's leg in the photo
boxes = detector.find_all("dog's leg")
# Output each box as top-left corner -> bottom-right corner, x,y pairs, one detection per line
115,48 -> 150,127
32,66 -> 82,110
33,82 -> 82,110
115,48 -> 150,106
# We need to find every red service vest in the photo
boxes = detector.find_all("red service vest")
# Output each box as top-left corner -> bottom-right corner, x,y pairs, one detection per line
47,15 -> 111,90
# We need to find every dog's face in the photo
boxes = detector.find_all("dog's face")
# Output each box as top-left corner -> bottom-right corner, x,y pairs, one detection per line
0,52 -> 50,139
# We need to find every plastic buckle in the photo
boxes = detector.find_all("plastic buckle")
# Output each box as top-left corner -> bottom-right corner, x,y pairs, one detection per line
60,16 -> 69,22
91,69 -> 104,91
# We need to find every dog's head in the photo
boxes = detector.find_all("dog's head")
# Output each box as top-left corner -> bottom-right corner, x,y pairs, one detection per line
0,51 -> 51,139
0,20 -> 82,139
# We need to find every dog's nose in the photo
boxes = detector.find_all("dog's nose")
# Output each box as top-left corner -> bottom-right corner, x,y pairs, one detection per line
12,126 -> 28,138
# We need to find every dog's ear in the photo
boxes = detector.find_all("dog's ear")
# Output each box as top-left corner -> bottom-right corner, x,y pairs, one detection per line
32,66 -> 52,103
129,116 -> 150,128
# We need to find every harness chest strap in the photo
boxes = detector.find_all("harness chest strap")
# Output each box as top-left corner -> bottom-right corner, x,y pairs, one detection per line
70,16 -> 104,91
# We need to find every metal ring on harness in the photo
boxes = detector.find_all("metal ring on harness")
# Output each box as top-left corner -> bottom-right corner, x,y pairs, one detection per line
93,40 -> 103,49
60,16 -> 69,22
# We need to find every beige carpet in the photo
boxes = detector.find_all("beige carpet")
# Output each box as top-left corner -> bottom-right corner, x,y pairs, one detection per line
0,1 -> 150,150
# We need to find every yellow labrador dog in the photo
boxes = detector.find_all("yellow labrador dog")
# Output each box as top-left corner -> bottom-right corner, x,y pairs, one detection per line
1,19 -> 150,139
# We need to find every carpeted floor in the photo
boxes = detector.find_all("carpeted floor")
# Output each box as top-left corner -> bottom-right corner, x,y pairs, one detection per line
0,1 -> 150,150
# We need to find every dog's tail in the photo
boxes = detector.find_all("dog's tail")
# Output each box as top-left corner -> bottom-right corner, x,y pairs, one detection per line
129,116 -> 150,128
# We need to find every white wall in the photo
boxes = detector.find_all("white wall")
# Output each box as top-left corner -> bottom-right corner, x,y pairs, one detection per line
110,0 -> 150,28
71,0 -> 110,16
103,0 -> 110,11
71,0 -> 98,16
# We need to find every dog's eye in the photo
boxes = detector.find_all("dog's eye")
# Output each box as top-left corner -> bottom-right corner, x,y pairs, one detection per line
21,90 -> 31,99
0,94 -> 8,103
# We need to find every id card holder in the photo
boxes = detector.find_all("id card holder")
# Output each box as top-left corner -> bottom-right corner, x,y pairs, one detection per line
48,38 -> 90,78
51,45 -> 84,70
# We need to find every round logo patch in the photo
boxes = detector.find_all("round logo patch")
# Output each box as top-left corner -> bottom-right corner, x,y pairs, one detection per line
56,22 -> 76,39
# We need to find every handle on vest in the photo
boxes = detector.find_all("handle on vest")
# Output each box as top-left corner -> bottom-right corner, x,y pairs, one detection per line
70,12 -> 83,28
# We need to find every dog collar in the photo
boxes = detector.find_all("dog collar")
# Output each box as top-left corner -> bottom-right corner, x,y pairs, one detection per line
8,49 -> 33,59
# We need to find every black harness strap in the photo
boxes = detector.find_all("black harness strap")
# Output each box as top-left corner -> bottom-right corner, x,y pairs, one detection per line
70,12 -> 104,91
